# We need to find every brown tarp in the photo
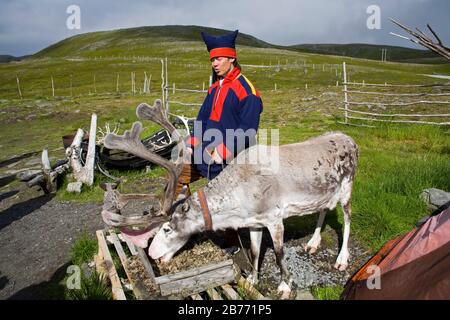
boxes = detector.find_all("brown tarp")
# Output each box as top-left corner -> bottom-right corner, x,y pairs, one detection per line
342,208 -> 450,300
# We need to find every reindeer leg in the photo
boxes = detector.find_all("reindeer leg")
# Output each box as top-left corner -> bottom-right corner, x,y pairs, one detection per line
304,210 -> 326,254
247,227 -> 263,285
267,222 -> 292,299
335,180 -> 352,271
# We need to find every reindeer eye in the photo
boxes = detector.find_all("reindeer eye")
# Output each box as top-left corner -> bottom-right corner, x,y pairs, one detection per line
163,226 -> 172,235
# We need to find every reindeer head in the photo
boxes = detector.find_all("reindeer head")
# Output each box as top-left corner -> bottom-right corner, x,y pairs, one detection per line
148,199 -> 195,262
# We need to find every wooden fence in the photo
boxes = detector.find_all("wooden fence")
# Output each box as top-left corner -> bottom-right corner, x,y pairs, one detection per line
6,56 -> 344,100
340,62 -> 450,127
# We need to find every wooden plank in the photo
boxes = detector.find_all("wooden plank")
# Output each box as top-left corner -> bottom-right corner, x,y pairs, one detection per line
110,232 -> 153,300
96,230 -> 127,300
347,115 -> 449,125
136,247 -> 157,282
237,276 -> 266,300
190,293 -> 203,300
338,107 -> 450,118
221,284 -> 242,300
106,235 -> 114,244
119,232 -> 138,256
206,288 -> 223,300
337,121 -> 376,128
109,233 -> 128,266
155,259 -> 233,285
158,263 -> 235,297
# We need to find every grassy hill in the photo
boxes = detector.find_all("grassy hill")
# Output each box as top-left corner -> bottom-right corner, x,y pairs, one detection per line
0,55 -> 29,63
27,25 -> 445,63
33,25 -> 274,59
288,43 -> 447,64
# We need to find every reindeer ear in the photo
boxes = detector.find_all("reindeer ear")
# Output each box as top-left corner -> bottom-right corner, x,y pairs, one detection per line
181,202 -> 190,213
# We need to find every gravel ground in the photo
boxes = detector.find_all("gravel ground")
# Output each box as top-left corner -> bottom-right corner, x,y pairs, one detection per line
0,186 -> 104,300
231,226 -> 371,299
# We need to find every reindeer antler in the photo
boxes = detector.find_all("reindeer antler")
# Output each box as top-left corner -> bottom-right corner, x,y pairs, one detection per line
104,99 -> 187,216
390,18 -> 450,60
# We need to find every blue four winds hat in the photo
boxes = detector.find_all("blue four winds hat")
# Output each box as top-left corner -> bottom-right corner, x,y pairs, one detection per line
201,30 -> 239,60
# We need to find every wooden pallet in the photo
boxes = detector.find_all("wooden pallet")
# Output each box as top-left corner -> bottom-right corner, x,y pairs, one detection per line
94,228 -> 266,300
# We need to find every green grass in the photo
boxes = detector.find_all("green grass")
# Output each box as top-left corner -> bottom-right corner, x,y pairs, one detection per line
64,232 -> 113,300
311,285 -> 344,300
64,271 -> 112,300
70,232 -> 98,266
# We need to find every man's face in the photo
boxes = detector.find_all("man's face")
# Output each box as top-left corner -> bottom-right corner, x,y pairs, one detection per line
211,57 -> 235,78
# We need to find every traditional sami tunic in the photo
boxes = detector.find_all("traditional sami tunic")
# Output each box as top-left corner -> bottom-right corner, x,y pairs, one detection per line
186,67 -> 263,179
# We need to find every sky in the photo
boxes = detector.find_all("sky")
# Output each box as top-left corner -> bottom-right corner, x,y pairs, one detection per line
0,0 -> 449,56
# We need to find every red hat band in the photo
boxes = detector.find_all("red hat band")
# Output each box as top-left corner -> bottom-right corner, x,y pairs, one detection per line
209,47 -> 237,60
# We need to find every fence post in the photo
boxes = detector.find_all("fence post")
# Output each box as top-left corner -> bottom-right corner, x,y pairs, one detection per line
274,83 -> 277,91
51,76 -> 55,97
161,59 -> 165,110
16,76 -> 22,99
143,72 -> 147,93
165,57 -> 169,115
94,74 -> 97,93
70,74 -> 73,97
173,83 -> 175,95
148,74 -> 151,94
343,62 -> 348,124
116,73 -> 119,92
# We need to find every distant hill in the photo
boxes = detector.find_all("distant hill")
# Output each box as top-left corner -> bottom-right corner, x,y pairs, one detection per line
33,25 -> 274,58
0,55 -> 30,63
287,43 -> 447,64
20,25 -> 447,63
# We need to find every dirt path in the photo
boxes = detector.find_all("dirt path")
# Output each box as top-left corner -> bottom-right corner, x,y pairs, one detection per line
0,189 -> 103,299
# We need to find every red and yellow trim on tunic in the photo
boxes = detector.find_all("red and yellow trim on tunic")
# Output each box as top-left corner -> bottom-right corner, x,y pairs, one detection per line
186,136 -> 200,148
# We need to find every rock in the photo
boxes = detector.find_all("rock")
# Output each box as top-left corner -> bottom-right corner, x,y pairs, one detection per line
420,188 -> 450,211
67,182 -> 83,193
295,289 -> 316,300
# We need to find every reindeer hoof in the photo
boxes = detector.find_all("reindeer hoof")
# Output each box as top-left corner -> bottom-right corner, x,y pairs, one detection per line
303,244 -> 318,254
277,281 -> 292,300
334,262 -> 348,271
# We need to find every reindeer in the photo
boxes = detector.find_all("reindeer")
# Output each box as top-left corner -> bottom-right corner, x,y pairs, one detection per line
102,99 -> 359,299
